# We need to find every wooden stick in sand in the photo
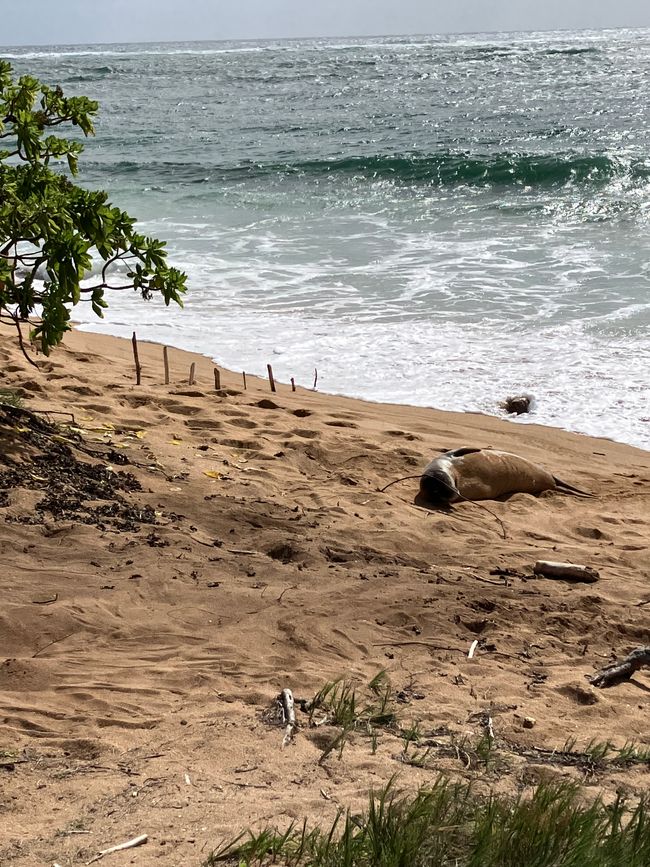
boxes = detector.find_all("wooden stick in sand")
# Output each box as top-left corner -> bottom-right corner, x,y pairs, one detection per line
87,833 -> 148,864
280,688 -> 296,747
267,363 -> 276,393
131,332 -> 141,385
189,362 -> 196,385
163,345 -> 170,385
291,376 -> 296,392
313,367 -> 318,390
242,371 -> 247,390
214,367 -> 221,390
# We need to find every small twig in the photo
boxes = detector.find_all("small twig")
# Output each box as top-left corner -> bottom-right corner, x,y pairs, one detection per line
277,585 -> 297,602
313,367 -> 318,390
28,408 -> 76,422
242,371 -> 247,390
189,362 -> 196,386
379,475 -> 422,493
31,593 -> 58,605
32,631 -> 75,658
214,367 -> 221,390
86,834 -> 148,864
188,534 -> 223,549
372,641 -> 463,653
471,575 -> 510,586
291,377 -> 296,392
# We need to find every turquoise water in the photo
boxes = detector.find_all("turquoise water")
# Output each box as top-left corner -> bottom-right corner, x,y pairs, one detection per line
4,30 -> 650,448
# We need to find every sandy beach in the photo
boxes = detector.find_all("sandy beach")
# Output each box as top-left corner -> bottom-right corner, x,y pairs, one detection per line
1,324 -> 649,866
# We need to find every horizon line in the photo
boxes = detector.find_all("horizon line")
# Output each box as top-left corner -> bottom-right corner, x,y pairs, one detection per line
1,23 -> 647,50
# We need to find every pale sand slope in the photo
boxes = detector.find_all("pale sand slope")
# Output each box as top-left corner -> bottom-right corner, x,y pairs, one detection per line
0,325 -> 649,866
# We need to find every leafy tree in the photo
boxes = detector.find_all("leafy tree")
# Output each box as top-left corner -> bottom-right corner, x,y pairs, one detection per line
0,60 -> 186,359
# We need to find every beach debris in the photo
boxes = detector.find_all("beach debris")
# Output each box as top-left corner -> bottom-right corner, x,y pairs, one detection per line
280,687 -> 297,747
189,362 -> 196,385
267,363 -> 276,393
242,370 -> 247,390
313,367 -> 318,390
131,331 -> 142,385
468,639 -> 479,659
588,646 -> 650,688
214,367 -> 221,390
291,376 -> 296,392
501,394 -> 532,415
533,560 -> 599,583
86,833 -> 148,864
523,716 -> 536,729
163,345 -> 170,384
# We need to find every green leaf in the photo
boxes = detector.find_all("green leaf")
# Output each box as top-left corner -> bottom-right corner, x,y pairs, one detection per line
0,61 -> 187,355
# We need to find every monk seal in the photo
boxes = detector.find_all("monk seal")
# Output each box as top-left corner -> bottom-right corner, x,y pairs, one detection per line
419,447 -> 591,505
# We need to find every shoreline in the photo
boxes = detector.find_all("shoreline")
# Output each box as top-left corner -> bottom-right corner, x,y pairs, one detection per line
73,320 -> 650,457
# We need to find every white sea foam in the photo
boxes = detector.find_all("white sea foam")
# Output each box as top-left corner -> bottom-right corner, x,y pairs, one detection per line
75,296 -> 650,451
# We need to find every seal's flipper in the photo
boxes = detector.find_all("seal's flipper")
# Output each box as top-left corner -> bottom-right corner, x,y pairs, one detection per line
552,476 -> 593,498
444,447 -> 483,458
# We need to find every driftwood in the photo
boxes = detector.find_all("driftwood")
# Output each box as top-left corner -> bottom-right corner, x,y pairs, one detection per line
589,646 -> 650,688
280,688 -> 296,747
533,560 -> 599,583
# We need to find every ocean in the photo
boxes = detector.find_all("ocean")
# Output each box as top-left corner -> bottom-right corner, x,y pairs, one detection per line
4,29 -> 650,449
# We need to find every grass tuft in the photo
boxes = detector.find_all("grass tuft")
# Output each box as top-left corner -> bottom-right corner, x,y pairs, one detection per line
0,388 -> 23,408
306,672 -> 399,763
206,779 -> 650,867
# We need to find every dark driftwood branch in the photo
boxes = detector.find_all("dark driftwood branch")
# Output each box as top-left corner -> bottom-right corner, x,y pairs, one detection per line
589,646 -> 650,688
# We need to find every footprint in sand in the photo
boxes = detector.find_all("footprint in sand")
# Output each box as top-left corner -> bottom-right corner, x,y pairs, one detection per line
170,390 -> 206,398
121,394 -> 154,409
325,420 -> 359,428
158,398 -> 201,416
219,437 -> 262,450
575,526 -> 610,541
184,418 -> 222,430
226,418 -> 258,430
384,429 -> 422,441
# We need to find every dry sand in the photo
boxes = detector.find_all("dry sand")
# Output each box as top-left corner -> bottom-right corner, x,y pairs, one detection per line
0,324 -> 649,866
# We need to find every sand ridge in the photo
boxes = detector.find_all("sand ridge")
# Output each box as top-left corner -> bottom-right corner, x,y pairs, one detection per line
0,325 -> 649,866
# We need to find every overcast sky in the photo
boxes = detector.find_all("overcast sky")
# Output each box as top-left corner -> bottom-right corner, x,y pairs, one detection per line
3,0 -> 650,46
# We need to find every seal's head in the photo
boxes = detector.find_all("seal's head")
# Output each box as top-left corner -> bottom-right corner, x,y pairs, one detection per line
418,466 -> 460,506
